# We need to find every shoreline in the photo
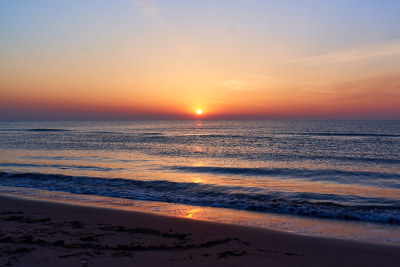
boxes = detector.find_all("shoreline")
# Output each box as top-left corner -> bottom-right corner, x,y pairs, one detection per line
2,187 -> 400,247
1,194 -> 399,266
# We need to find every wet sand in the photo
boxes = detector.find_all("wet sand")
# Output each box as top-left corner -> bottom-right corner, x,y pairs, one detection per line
0,194 -> 399,266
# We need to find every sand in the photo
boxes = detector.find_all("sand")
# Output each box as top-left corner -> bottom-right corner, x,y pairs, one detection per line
0,194 -> 399,266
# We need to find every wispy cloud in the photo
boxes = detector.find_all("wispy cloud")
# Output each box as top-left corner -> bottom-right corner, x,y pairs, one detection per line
220,79 -> 254,91
219,74 -> 278,91
137,0 -> 160,19
294,39 -> 400,66
331,73 -> 400,100
297,73 -> 400,107
178,45 -> 198,56
209,100 -> 228,104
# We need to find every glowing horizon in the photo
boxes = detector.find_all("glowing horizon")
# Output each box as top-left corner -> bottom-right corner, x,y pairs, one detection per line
1,1 -> 400,120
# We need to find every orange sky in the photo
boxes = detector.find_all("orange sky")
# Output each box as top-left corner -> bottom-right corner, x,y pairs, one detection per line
1,1 -> 400,119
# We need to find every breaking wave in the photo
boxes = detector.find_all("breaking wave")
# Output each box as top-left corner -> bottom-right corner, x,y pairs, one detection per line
1,171 -> 399,224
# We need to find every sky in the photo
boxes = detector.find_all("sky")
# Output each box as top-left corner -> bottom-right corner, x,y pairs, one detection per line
1,0 -> 400,119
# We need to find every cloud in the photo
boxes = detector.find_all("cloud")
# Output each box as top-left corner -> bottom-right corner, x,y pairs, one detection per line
294,39 -> 400,66
220,79 -> 254,91
219,74 -> 278,91
137,0 -> 160,19
209,100 -> 228,104
296,73 -> 400,108
331,73 -> 400,101
178,45 -> 198,56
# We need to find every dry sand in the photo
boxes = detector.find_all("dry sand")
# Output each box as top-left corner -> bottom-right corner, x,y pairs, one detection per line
0,194 -> 399,266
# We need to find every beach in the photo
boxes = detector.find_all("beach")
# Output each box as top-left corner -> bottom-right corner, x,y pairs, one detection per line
1,194 -> 399,267
2,0 -> 400,264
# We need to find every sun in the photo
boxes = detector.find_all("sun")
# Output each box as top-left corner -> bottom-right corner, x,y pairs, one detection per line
196,109 -> 203,115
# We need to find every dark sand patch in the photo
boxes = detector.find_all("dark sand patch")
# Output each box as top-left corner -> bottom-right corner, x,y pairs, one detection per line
1,194 -> 399,266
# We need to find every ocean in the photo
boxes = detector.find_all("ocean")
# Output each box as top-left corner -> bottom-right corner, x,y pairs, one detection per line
1,120 -> 400,244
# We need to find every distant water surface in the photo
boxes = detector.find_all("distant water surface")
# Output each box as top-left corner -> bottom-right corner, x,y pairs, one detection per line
1,120 -> 400,228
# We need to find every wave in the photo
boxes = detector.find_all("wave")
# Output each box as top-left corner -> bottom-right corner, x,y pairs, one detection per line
167,166 -> 400,188
304,155 -> 400,165
0,163 -> 117,172
138,132 -> 164,136
168,165 -> 400,179
1,171 -> 399,224
290,132 -> 400,138
27,128 -> 73,132
134,132 -> 400,138
150,132 -> 400,139
0,128 -> 72,132
13,130 -> 399,138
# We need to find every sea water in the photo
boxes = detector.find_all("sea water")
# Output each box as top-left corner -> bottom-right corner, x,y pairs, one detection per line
1,120 -> 400,244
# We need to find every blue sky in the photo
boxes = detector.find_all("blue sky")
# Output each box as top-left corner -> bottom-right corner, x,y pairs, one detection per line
1,1 -> 400,119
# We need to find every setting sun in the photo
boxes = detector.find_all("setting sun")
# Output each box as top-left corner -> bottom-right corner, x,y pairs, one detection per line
0,2 -> 399,264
